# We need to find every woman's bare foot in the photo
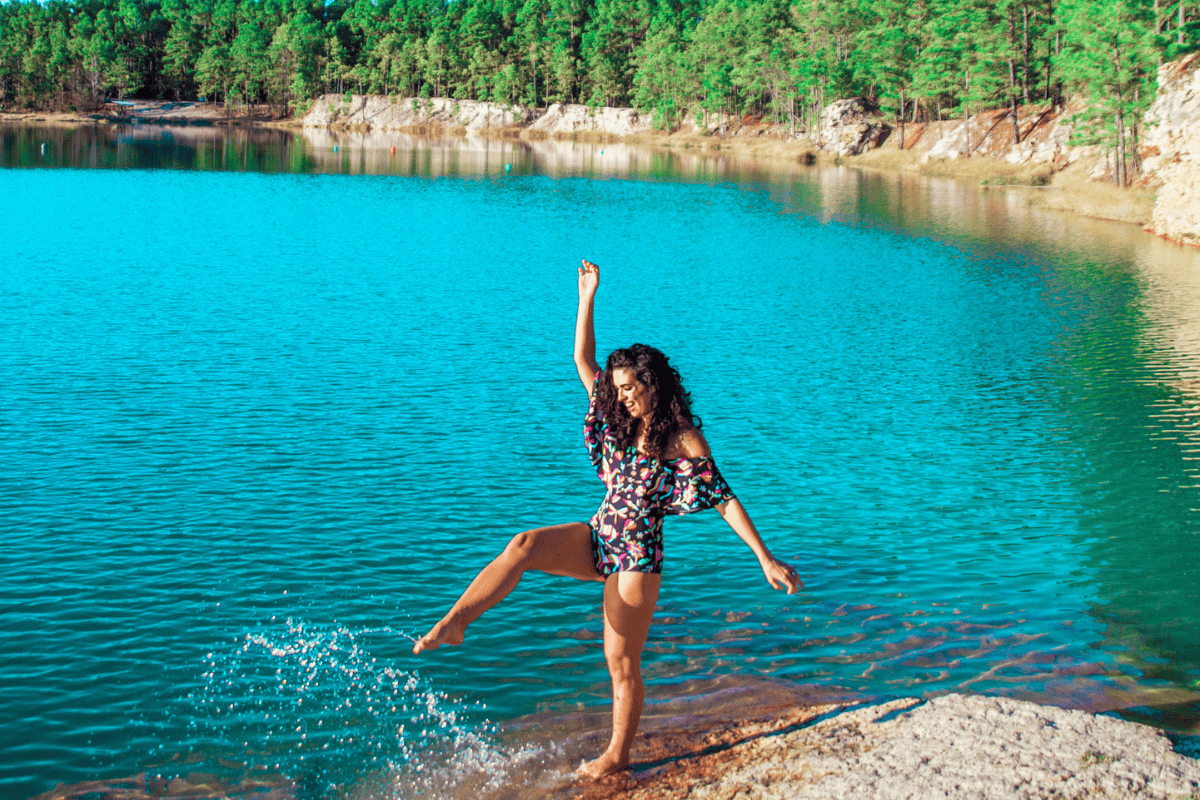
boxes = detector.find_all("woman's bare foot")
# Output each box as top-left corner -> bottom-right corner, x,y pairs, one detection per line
576,750 -> 628,780
411,615 -> 465,654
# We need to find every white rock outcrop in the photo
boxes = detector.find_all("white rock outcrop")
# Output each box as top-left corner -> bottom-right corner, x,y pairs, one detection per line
814,98 -> 891,156
302,95 -> 536,131
1143,54 -> 1200,246
527,103 -> 654,136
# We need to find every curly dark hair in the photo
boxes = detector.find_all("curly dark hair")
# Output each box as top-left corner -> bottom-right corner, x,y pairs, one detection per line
596,344 -> 701,459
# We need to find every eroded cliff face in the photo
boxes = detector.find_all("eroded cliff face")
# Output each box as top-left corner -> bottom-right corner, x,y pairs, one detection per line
303,95 -> 537,131
1143,54 -> 1200,246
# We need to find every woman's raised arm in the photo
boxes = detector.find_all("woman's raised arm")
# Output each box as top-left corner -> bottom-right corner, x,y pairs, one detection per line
575,259 -> 600,393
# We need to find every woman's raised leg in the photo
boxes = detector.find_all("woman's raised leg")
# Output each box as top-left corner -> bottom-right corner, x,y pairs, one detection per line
578,571 -> 661,779
412,522 -> 600,654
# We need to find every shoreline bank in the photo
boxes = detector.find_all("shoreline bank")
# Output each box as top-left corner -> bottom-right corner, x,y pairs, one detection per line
1,96 -> 1162,237
293,55 -> 1200,245
31,691 -> 1200,799
302,97 -> 1167,234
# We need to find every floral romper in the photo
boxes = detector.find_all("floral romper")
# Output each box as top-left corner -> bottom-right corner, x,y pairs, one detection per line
584,372 -> 736,576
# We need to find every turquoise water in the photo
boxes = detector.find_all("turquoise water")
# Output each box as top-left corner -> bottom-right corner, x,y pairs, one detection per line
4,125 -> 1200,798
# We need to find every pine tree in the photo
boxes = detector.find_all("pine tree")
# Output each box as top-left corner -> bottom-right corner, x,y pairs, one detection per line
1057,0 -> 1157,184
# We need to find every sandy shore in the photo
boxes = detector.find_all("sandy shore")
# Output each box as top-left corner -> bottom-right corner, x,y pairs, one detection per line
0,100 -> 296,127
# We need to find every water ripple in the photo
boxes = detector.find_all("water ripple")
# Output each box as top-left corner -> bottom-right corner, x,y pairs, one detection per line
4,160 -> 1200,798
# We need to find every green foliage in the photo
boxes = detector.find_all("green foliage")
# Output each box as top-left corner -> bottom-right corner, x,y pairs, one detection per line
1079,750 -> 1121,766
0,0 -> 1190,173
1055,0 -> 1157,183
980,172 -> 1051,184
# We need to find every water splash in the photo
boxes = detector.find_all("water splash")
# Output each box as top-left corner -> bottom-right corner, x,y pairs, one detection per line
188,618 -> 558,799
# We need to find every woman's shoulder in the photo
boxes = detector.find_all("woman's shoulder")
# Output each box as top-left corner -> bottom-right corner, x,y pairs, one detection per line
663,426 -> 711,461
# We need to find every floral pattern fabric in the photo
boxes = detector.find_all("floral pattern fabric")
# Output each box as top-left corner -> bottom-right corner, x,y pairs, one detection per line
584,371 -> 735,576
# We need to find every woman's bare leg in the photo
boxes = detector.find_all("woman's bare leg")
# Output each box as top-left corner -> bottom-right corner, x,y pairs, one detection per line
578,571 -> 661,779
412,522 -> 600,654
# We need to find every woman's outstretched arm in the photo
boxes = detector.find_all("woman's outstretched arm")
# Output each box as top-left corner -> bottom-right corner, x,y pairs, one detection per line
575,259 -> 600,392
677,429 -> 803,594
715,498 -> 803,594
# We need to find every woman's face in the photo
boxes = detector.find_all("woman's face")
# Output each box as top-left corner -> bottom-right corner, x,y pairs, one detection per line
612,367 -> 653,420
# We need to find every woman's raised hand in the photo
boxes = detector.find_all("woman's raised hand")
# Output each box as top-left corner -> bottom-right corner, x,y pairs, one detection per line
762,556 -> 804,595
578,259 -> 600,301
574,259 -> 600,387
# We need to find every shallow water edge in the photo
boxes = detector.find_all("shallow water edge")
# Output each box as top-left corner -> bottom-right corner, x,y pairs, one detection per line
6,128 -> 1200,799
30,680 -> 1200,800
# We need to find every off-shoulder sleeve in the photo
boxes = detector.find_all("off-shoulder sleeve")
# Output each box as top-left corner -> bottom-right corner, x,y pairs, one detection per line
664,457 -> 735,515
583,371 -> 607,473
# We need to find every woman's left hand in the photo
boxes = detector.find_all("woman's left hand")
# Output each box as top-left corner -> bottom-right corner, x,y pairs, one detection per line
762,557 -> 803,594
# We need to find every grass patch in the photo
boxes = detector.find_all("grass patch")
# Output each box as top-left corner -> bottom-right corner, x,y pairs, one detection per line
1079,751 -> 1121,767
980,173 -> 1052,186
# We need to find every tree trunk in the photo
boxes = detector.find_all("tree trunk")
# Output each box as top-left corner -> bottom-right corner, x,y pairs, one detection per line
1131,119 -> 1143,176
964,69 -> 971,156
1047,36 -> 1054,106
899,86 -> 905,149
1008,58 -> 1020,144
1022,5 -> 1031,103
1114,109 -> 1126,186
964,104 -> 970,155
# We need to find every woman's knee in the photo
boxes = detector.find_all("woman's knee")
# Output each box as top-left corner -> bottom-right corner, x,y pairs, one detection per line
503,530 -> 537,563
499,523 -> 597,579
605,650 -> 641,684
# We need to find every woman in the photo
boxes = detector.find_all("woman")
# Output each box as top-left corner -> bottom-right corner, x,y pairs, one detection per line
413,259 -> 802,779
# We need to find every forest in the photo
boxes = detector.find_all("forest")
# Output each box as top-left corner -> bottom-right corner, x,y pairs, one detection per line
1,0 -> 1198,178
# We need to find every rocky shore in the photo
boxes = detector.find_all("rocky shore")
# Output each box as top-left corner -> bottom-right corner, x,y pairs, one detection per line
301,55 -> 1200,247
546,694 -> 1200,800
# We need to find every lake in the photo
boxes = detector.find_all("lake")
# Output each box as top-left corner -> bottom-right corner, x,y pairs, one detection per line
2,122 -> 1199,799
